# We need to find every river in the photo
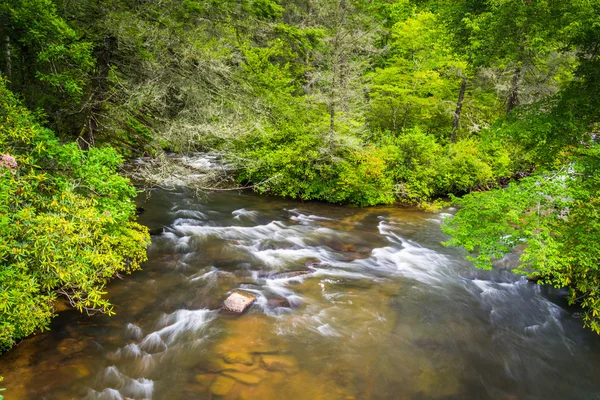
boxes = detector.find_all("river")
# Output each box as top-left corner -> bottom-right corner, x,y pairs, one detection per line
2,188 -> 600,399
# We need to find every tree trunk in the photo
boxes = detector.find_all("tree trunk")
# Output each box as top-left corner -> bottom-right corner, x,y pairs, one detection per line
80,37 -> 115,149
1,14 -> 11,82
329,103 -> 335,138
507,66 -> 521,113
3,34 -> 10,81
507,50 -> 523,114
451,76 -> 467,143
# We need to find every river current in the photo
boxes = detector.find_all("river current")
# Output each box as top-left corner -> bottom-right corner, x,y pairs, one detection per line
2,188 -> 600,399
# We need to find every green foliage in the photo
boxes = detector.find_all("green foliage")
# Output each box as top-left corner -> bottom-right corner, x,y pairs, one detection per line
0,79 -> 149,352
377,128 -> 511,204
1,0 -> 95,100
443,147 -> 600,332
368,12 -> 464,135
330,148 -> 396,207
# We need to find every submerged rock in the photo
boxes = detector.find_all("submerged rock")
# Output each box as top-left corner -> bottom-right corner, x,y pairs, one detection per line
260,354 -> 299,373
223,351 -> 254,365
223,290 -> 256,313
209,375 -> 236,396
267,297 -> 291,309
206,357 -> 257,373
268,270 -> 312,280
195,373 -> 217,386
57,338 -> 90,356
223,371 -> 263,385
305,260 -> 329,269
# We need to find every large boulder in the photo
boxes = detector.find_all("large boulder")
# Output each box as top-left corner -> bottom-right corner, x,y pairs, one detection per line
223,290 -> 256,313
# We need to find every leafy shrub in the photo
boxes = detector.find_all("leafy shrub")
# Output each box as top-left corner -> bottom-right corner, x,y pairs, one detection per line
383,127 -> 446,202
0,79 -> 149,352
443,147 -> 600,332
235,129 -> 396,207
329,148 -> 395,207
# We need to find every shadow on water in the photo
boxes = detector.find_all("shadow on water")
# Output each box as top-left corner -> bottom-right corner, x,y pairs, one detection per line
2,188 -> 600,400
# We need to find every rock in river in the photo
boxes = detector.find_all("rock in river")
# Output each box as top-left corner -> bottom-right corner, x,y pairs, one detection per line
223,290 -> 256,313
223,351 -> 254,365
209,375 -> 236,396
260,354 -> 299,373
223,371 -> 263,385
268,270 -> 312,280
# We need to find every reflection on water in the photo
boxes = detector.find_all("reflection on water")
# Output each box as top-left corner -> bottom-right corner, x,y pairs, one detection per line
2,190 -> 600,400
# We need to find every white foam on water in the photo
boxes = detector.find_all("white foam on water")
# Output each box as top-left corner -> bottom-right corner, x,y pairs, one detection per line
126,323 -> 143,341
312,268 -> 374,281
91,365 -> 155,400
102,365 -> 125,388
86,388 -> 124,400
112,344 -> 156,378
468,278 -> 571,343
172,209 -> 208,220
232,208 -> 259,221
363,220 -> 452,284
244,246 -> 327,268
173,218 -> 204,227
265,279 -> 296,297
287,209 -> 334,225
120,377 -> 154,399
179,154 -> 221,170
152,309 -> 216,345
174,236 -> 191,252
119,343 -> 142,357
472,279 -> 504,296
139,332 -> 167,354
317,323 -> 342,337
174,221 -> 294,242
189,267 -> 230,285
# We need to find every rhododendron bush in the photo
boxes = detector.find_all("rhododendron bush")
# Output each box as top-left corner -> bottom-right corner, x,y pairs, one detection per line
0,79 -> 149,352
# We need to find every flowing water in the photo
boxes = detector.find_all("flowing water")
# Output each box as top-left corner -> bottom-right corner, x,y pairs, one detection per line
2,188 -> 600,400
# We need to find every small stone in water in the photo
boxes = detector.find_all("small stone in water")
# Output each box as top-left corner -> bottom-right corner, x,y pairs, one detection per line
57,338 -> 89,356
223,351 -> 254,365
267,297 -> 291,309
206,357 -> 257,373
209,375 -> 236,396
260,354 -> 299,373
223,371 -> 263,385
223,290 -> 256,313
268,270 -> 312,280
195,373 -> 217,386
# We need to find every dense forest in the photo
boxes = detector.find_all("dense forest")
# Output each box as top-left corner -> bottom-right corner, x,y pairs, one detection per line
0,0 -> 599,353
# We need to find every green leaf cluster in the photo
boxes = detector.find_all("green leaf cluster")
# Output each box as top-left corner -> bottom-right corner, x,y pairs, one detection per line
0,79 -> 149,352
443,148 -> 600,332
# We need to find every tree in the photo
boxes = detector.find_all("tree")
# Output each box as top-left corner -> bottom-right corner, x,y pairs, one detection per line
368,11 -> 466,137
443,0 -> 600,333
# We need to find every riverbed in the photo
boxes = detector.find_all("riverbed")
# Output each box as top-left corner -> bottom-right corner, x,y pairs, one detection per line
2,188 -> 600,399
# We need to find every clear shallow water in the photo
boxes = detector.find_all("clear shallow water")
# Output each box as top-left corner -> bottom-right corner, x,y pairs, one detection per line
2,189 -> 600,400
